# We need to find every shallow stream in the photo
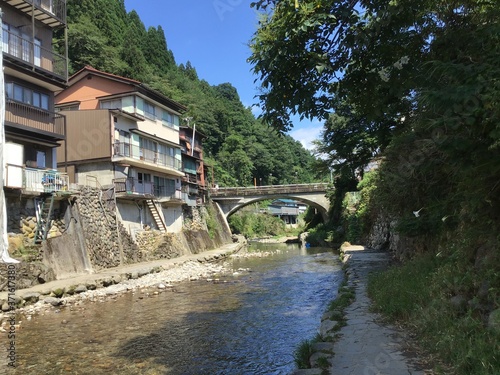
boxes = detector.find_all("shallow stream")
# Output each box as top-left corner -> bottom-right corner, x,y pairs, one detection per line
3,243 -> 343,374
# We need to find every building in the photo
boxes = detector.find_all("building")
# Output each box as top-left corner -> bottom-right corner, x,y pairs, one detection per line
268,199 -> 302,227
179,124 -> 207,206
55,66 -> 187,235
2,0 -> 69,242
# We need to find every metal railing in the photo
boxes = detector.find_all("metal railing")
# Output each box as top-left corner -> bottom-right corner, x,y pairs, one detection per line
210,183 -> 330,197
5,164 -> 69,193
114,178 -> 154,196
5,99 -> 65,138
3,28 -> 67,79
113,177 -> 181,200
113,142 -> 182,171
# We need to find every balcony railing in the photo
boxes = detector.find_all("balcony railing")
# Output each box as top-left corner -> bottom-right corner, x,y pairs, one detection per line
5,164 -> 69,193
5,99 -> 65,138
113,178 -> 180,200
114,177 -> 154,196
4,0 -> 67,27
113,142 -> 182,171
2,28 -> 67,80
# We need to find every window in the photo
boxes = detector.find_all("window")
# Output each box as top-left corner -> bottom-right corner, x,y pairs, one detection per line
6,82 -> 49,110
144,101 -> 155,120
115,130 -> 131,157
162,110 -> 180,130
56,103 -> 80,112
154,176 -> 175,197
36,150 -> 46,169
139,137 -> 157,161
100,98 -> 122,110
34,38 -> 41,67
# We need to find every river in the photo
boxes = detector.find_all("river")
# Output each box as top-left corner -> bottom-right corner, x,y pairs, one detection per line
4,243 -> 343,375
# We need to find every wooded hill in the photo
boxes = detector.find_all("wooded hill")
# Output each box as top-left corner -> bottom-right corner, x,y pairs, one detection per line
58,0 -> 319,187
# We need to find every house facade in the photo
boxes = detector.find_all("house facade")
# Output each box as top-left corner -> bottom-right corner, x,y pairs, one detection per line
268,199 -> 302,227
179,124 -> 207,206
55,66 -> 187,235
2,0 -> 68,190
2,0 -> 69,242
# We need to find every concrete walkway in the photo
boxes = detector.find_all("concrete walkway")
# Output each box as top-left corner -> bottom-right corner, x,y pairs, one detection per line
328,245 -> 427,375
0,241 -> 244,303
294,245 -> 429,375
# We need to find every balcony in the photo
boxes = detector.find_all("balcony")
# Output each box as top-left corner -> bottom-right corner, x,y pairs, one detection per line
2,0 -> 67,27
183,173 -> 198,184
114,178 -> 154,197
5,99 -> 65,139
113,142 -> 184,177
4,164 -> 69,194
113,178 -> 181,201
2,27 -> 67,81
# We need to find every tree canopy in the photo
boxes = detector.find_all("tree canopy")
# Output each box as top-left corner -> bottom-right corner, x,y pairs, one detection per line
250,0 -> 500,236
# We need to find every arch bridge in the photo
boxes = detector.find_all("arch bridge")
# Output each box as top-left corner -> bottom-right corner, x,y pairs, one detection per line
210,183 -> 331,222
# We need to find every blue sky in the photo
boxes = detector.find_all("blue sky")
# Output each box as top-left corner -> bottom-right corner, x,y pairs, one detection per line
123,0 -> 323,150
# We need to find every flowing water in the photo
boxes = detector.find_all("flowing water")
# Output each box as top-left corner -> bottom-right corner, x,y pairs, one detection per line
3,243 -> 343,375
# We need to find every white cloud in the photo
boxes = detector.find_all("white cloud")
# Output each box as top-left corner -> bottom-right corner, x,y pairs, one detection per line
289,121 -> 323,150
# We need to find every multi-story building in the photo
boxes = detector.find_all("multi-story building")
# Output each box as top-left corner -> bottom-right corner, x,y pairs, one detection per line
179,124 -> 207,206
2,0 -> 69,242
55,66 -> 187,235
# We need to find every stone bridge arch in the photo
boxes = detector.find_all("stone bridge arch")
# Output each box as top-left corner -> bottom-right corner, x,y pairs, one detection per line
210,183 -> 331,224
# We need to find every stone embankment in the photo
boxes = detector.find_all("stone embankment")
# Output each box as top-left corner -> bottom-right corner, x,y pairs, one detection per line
292,245 -> 430,375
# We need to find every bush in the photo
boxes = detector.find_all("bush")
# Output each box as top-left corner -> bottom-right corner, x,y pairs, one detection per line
228,211 -> 286,238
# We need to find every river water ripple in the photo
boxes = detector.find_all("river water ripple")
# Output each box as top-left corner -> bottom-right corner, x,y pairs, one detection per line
4,243 -> 342,375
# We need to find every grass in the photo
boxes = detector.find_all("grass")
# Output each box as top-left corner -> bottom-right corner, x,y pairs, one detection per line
367,251 -> 500,375
294,334 -> 321,369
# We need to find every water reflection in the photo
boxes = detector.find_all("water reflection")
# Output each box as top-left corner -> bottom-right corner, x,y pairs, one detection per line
3,244 -> 342,374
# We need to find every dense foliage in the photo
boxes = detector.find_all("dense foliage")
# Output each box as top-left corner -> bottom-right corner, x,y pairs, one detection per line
228,210 -> 286,238
250,0 -> 500,252
61,0 -> 319,187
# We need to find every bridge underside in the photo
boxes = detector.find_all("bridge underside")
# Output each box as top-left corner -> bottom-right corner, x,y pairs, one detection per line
213,193 -> 330,222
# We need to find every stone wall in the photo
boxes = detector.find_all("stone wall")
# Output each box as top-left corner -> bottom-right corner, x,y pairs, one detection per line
0,262 -> 55,291
6,196 -> 66,247
366,214 -> 432,261
76,187 -> 129,270
1,189 -> 233,291
133,203 -> 233,261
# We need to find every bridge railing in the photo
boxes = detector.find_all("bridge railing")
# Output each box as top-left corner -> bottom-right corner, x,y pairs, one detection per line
210,183 -> 329,197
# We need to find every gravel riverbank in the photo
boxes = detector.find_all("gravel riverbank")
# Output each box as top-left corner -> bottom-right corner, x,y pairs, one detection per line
0,242 -> 300,334
0,241 -> 246,326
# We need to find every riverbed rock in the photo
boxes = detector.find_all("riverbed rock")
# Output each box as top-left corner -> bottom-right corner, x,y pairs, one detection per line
21,292 -> 40,303
43,297 -> 62,306
74,285 -> 87,294
319,319 -> 338,339
51,288 -> 65,298
309,351 -> 332,368
311,342 -> 335,353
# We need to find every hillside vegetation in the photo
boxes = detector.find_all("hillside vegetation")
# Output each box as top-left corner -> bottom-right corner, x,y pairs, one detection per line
58,0 -> 320,187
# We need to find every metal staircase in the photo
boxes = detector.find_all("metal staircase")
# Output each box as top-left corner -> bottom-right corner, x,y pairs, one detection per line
34,194 -> 55,244
146,199 -> 166,233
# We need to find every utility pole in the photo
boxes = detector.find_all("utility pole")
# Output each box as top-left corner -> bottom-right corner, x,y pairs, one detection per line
0,8 -> 20,263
